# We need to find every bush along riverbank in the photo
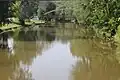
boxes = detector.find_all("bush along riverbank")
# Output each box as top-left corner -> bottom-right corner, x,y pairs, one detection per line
114,25 -> 120,43
58,0 -> 120,40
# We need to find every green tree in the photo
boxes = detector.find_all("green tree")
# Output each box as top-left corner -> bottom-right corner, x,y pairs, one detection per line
18,0 -> 38,25
58,0 -> 120,37
37,7 -> 45,20
45,2 -> 56,21
0,1 -> 11,25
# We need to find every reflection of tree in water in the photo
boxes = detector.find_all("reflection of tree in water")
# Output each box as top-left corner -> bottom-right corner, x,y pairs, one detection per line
18,29 -> 55,42
18,31 -> 37,41
70,39 -> 120,80
14,29 -> 56,65
115,44 -> 120,63
0,51 -> 15,80
0,30 -> 55,80
0,49 -> 34,80
14,41 -> 38,65
15,41 -> 54,65
71,39 -> 117,56
10,64 -> 33,80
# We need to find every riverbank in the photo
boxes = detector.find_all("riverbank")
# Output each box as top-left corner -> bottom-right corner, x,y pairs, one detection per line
114,25 -> 120,43
11,18 -> 45,25
0,18 -> 46,33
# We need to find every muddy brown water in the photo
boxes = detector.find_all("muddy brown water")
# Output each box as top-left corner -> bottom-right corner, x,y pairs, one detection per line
0,23 -> 120,80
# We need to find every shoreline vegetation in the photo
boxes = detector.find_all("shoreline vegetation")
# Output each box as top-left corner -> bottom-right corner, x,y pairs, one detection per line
0,0 -> 120,42
0,18 -> 46,33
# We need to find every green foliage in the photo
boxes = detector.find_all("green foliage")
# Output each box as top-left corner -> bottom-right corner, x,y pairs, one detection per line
10,0 -> 21,17
19,0 -> 38,19
58,0 -> 120,38
37,8 -> 45,20
114,25 -> 120,42
0,1 -> 10,24
45,2 -> 56,21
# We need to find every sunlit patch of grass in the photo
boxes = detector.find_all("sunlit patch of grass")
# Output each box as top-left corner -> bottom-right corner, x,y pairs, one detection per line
11,17 -> 45,24
11,17 -> 20,23
0,23 -> 20,30
30,19 -> 45,24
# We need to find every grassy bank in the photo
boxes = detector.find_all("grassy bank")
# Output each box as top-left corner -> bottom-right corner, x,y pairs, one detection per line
11,18 -> 45,25
0,18 -> 46,32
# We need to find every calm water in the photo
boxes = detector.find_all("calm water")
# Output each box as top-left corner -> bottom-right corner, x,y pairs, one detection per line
0,23 -> 120,80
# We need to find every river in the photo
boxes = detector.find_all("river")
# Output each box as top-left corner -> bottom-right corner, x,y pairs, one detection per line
0,23 -> 120,80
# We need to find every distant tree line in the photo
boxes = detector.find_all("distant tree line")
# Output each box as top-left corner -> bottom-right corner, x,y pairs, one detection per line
0,0 -> 74,26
